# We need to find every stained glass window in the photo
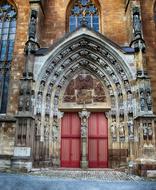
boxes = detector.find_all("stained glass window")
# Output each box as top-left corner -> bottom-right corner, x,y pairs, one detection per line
0,1 -> 17,113
69,0 -> 99,32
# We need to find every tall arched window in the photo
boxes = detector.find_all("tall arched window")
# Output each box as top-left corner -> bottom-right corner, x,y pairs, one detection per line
0,1 -> 17,113
69,0 -> 99,32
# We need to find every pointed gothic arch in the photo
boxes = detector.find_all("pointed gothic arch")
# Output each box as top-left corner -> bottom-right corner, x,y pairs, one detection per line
33,26 -> 136,166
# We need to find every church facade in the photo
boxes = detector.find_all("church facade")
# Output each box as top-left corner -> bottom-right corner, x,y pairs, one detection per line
0,0 -> 156,175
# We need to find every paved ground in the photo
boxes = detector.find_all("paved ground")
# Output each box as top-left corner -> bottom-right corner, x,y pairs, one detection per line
30,168 -> 143,181
0,171 -> 155,190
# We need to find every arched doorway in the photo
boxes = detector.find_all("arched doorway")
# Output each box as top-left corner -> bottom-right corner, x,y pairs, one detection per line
33,27 -> 137,168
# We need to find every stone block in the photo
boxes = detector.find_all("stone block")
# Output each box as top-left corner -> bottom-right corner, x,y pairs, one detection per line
13,147 -> 31,157
147,170 -> 156,178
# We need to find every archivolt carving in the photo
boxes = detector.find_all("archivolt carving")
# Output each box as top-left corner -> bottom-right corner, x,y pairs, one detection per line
34,34 -> 135,144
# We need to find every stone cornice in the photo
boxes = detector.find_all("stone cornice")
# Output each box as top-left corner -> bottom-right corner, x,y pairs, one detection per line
0,114 -> 16,122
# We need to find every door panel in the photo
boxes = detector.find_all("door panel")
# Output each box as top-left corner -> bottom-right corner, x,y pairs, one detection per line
61,113 -> 80,168
88,113 -> 108,168
98,113 -> 107,137
99,139 -> 107,161
71,139 -> 80,167
61,139 -> 70,166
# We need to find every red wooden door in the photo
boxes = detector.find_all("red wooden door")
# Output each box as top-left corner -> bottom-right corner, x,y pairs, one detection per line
61,113 -> 81,167
88,113 -> 108,168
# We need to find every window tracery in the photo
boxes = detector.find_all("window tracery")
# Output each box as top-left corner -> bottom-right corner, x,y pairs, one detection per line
0,1 -> 17,113
69,0 -> 99,32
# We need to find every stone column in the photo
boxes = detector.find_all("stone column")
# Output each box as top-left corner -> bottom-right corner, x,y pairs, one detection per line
52,112 -> 64,167
79,108 -> 90,169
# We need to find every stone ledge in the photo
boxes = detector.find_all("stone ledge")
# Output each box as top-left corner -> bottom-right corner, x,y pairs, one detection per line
147,170 -> 156,178
0,115 -> 16,122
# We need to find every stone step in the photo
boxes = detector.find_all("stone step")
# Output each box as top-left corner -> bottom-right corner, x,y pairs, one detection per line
147,170 -> 156,178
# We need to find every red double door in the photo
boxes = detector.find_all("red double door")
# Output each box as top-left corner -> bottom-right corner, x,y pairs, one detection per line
61,112 -> 108,168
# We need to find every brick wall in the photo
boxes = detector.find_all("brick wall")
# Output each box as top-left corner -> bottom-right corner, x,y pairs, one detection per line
8,0 -> 30,114
41,0 -> 129,47
140,0 -> 156,113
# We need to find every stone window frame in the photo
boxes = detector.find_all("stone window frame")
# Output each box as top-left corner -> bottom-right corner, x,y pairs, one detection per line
66,0 -> 101,33
0,0 -> 17,113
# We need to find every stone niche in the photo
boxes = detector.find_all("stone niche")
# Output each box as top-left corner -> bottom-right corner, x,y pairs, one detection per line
63,71 -> 106,105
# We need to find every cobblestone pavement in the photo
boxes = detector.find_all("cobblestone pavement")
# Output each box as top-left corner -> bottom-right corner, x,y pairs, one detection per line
0,172 -> 156,190
31,168 -> 143,181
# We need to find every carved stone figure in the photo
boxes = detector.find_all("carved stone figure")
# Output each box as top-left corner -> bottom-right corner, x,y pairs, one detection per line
39,82 -> 45,92
45,95 -> 51,115
104,65 -> 112,75
35,117 -> 41,136
44,117 -> 49,138
25,95 -> 30,111
119,124 -> 125,141
110,124 -> 117,141
36,93 -> 42,114
146,90 -> 152,111
128,121 -> 134,139
133,8 -> 141,36
148,123 -> 153,140
19,96 -> 24,111
79,109 -> 90,137
111,73 -> 119,83
143,123 -> 148,140
119,94 -> 123,107
140,90 -> 145,111
52,117 -> 59,139
29,10 -> 37,40
108,86 -> 114,96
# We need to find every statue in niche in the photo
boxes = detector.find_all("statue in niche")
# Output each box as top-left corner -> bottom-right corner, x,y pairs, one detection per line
128,121 -> 134,139
111,73 -> 118,83
133,10 -> 141,36
119,116 -> 125,141
44,117 -> 49,138
127,92 -> 133,113
119,94 -> 123,107
25,95 -> 30,111
110,123 -> 117,141
116,83 -> 122,95
148,123 -> 153,141
111,96 -> 116,107
39,82 -> 45,92
140,90 -> 145,111
36,93 -> 42,114
108,86 -> 113,95
119,124 -> 125,141
19,96 -> 24,111
45,95 -> 51,115
35,118 -> 41,136
146,90 -> 152,111
104,65 -> 112,75
143,123 -> 148,140
52,118 -> 58,140
29,10 -> 37,40
124,80 -> 130,91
